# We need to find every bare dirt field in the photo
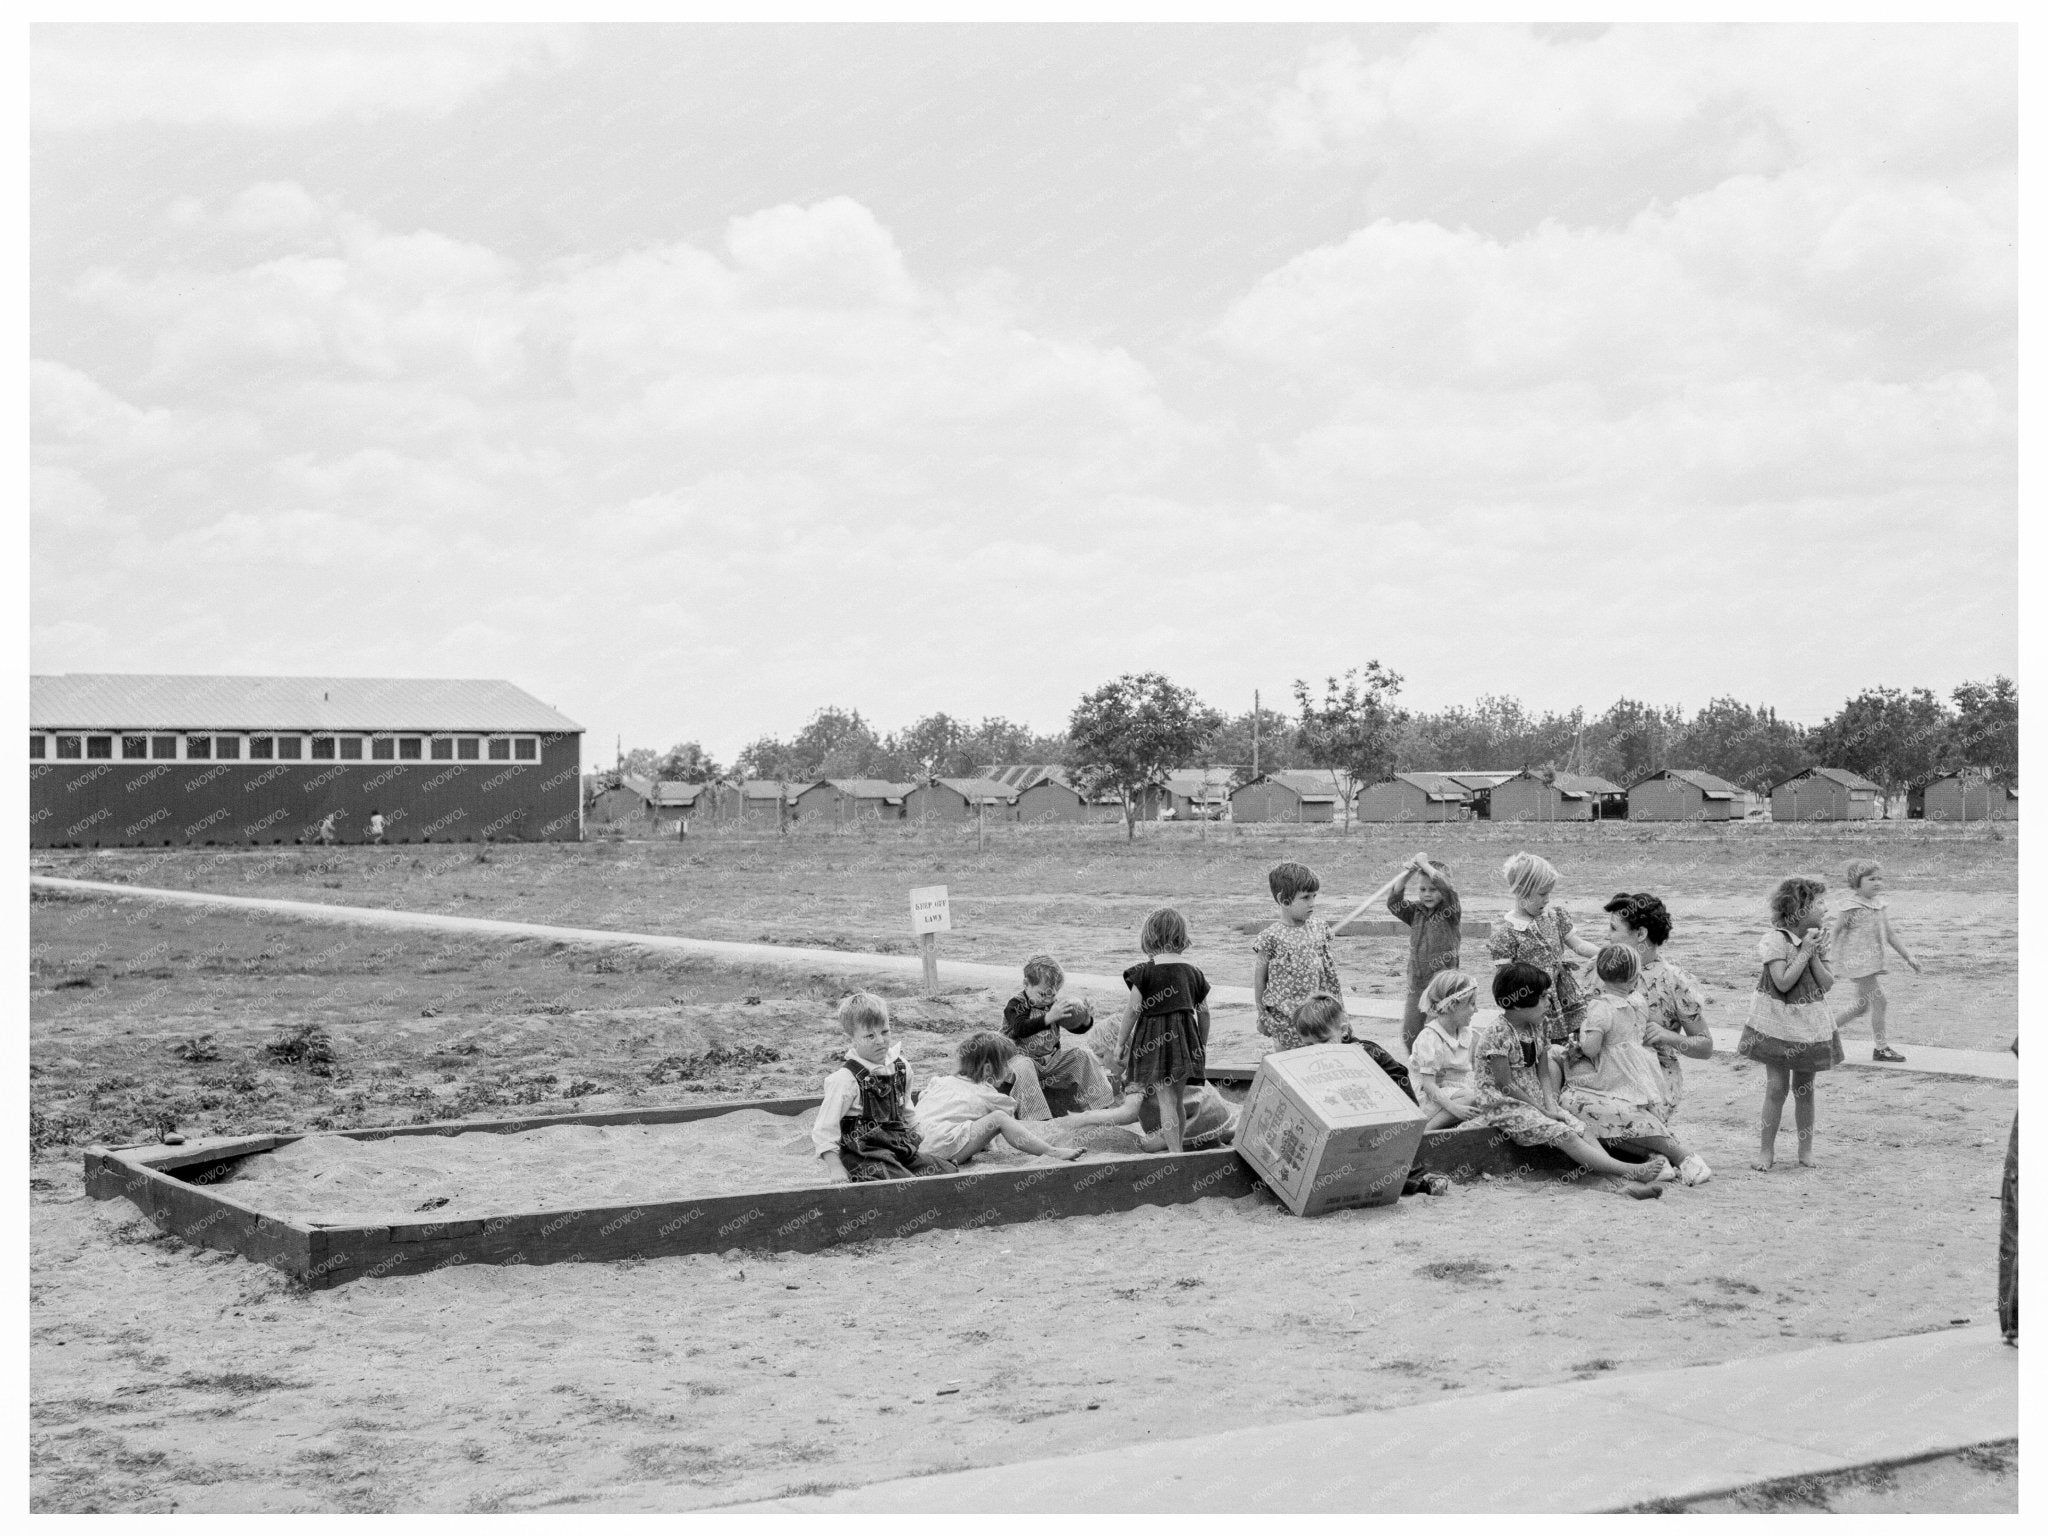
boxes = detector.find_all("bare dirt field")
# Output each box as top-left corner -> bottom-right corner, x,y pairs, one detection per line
34,816 -> 2017,1050
28,835 -> 2017,1513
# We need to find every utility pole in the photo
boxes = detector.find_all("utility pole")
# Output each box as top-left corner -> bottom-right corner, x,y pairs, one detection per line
1253,690 -> 1261,780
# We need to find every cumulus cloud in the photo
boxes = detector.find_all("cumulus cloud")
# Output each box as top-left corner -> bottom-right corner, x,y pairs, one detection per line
32,23 -> 581,131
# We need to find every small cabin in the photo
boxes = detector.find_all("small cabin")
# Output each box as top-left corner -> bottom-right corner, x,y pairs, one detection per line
792,779 -> 911,825
1230,770 -> 1347,824
1626,768 -> 1744,822
1354,772 -> 1474,823
1770,767 -> 1881,822
903,778 -> 1020,822
1918,773 -> 2017,822
1486,770 -> 1624,823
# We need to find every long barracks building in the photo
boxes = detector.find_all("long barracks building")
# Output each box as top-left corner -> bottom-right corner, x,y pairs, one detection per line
31,675 -> 583,849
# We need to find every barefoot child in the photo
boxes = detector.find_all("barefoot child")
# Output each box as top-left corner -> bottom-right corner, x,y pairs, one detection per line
1121,908 -> 1211,1153
1561,945 -> 1711,1186
1001,954 -> 1113,1117
1828,859 -> 1922,1063
1252,862 -> 1343,1050
811,993 -> 957,1181
1466,962 -> 1670,1195
1738,877 -> 1840,1171
1408,970 -> 1481,1130
912,1033 -> 1086,1166
1604,892 -> 1712,1113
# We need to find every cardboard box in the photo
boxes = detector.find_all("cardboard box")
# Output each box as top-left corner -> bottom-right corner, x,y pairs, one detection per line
1236,1044 -> 1426,1216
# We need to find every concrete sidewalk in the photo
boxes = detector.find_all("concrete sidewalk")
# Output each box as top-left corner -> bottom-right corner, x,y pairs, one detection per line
29,876 -> 2016,1081
733,1326 -> 2018,1513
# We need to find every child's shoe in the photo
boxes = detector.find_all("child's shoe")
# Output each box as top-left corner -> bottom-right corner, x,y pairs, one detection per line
1872,1046 -> 1906,1063
1678,1153 -> 1712,1186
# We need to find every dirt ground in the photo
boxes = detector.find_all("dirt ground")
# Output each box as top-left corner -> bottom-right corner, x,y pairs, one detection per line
28,868 -> 2017,1513
34,817 -> 2017,1051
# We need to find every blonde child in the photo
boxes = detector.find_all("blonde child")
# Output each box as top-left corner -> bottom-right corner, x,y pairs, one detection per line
1487,851 -> 1601,1043
1408,970 -> 1481,1130
1252,861 -> 1342,1050
912,1032 -> 1086,1166
1737,877 -> 1840,1171
1120,908 -> 1211,1153
811,993 -> 956,1181
1561,945 -> 1711,1186
1828,859 -> 1921,1063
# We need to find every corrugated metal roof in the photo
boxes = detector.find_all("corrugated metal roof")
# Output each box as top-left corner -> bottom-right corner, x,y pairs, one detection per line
978,764 -> 1058,790
30,674 -> 581,733
1796,766 -> 1884,793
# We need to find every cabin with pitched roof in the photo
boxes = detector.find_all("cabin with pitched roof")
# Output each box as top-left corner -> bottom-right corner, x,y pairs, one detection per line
1626,768 -> 1744,822
1770,767 -> 1882,821
1230,770 -> 1350,824
1487,770 -> 1627,822
1353,772 -> 1478,823
792,779 -> 911,825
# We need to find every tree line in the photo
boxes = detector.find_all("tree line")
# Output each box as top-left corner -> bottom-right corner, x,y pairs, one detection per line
616,671 -> 2017,834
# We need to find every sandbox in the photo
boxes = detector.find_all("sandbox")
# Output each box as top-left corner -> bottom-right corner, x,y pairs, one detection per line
84,1085 -> 1569,1287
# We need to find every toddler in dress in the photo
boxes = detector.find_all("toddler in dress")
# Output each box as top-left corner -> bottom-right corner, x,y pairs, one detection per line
1737,877 -> 1840,1171
1252,861 -> 1343,1050
1827,859 -> 1922,1063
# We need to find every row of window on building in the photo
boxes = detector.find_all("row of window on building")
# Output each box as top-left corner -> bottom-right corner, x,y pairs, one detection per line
31,733 -> 542,764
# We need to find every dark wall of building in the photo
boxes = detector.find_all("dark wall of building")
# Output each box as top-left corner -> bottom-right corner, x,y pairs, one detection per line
32,733 -> 583,847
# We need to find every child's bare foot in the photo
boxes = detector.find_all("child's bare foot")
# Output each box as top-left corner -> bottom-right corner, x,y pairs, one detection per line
1049,1146 -> 1085,1162
1750,1151 -> 1776,1172
1628,1156 -> 1670,1184
1795,1146 -> 1816,1167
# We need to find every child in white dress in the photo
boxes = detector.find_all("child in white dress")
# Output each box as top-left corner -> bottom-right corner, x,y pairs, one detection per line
1409,970 -> 1481,1129
913,1033 -> 1086,1167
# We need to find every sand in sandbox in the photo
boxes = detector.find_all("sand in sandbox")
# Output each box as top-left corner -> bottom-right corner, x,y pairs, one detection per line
222,1110 -> 1156,1224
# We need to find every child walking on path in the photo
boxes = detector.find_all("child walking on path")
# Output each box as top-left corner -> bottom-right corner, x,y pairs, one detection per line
1408,970 -> 1480,1129
1001,954 -> 1113,1117
1464,962 -> 1670,1195
1380,853 -> 1462,1048
912,1033 -> 1087,1166
1738,877 -> 1840,1171
812,993 -> 957,1181
1252,862 -> 1343,1050
1603,892 -> 1712,1114
1828,859 -> 1922,1062
1121,908 -> 1211,1154
1487,852 -> 1600,1044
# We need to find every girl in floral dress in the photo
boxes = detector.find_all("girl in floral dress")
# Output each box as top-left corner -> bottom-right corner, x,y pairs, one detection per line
1488,851 -> 1600,1044
1466,962 -> 1669,1195
1252,861 -> 1344,1050
1738,877 -> 1840,1171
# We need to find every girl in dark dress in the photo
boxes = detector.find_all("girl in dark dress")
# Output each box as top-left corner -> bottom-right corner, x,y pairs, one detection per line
1119,908 -> 1210,1154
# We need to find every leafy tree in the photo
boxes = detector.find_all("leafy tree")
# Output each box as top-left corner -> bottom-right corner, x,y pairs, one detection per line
1806,687 -> 1955,815
1674,699 -> 1811,793
654,741 -> 723,783
1293,664 -> 1405,829
1951,677 -> 2018,788
731,735 -> 805,782
1066,673 -> 1221,840
1208,705 -> 1299,786
789,707 -> 881,779
888,712 -> 967,780
618,747 -> 661,781
1583,698 -> 1687,786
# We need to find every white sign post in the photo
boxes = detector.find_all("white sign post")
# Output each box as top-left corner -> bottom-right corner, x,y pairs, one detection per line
909,884 -> 951,995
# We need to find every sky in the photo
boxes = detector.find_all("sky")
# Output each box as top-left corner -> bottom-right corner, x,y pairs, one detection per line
29,23 -> 2017,768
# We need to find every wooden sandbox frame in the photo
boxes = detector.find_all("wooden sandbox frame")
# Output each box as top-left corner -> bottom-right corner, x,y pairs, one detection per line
84,1083 -> 1570,1288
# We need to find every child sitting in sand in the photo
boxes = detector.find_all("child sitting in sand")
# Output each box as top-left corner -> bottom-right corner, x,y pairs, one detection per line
1292,993 -> 1449,1197
1407,970 -> 1481,1129
1561,946 -> 1711,1187
1120,908 -> 1211,1153
912,1032 -> 1087,1167
1252,861 -> 1344,1050
811,992 -> 957,1182
1001,954 -> 1114,1118
1465,963 -> 1670,1196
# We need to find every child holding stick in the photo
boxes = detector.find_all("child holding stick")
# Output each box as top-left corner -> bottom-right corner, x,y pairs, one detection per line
1738,877 -> 1840,1171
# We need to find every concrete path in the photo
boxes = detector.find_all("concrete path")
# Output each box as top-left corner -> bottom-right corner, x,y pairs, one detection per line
733,1326 -> 2018,1513
29,876 -> 2016,1082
